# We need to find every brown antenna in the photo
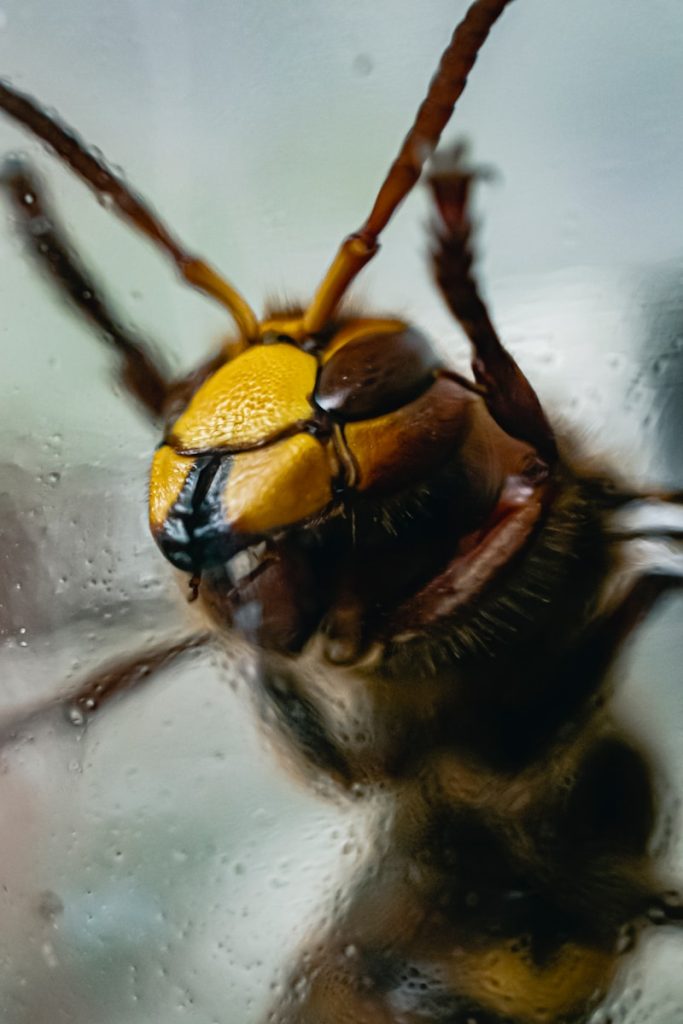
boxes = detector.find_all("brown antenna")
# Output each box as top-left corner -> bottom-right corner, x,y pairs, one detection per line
303,0 -> 515,335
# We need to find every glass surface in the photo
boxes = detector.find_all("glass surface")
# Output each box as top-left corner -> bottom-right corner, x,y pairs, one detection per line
0,2 -> 682,1022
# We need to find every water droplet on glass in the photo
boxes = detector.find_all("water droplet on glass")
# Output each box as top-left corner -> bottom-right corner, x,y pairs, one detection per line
66,705 -> 85,727
37,890 -> 64,922
352,53 -> 374,77
41,941 -> 58,969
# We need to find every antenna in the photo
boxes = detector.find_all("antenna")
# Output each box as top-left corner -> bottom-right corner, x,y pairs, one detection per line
303,0 -> 515,335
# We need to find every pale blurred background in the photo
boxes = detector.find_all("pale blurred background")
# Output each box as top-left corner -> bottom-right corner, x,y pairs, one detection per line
0,1 -> 682,1021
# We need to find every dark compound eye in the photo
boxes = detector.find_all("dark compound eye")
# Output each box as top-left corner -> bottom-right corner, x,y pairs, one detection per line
315,328 -> 439,422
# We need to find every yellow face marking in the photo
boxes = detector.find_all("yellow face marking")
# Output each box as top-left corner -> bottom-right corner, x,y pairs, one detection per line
224,433 -> 333,535
321,317 -> 407,364
170,343 -> 317,452
149,445 -> 195,531
454,941 -> 613,1022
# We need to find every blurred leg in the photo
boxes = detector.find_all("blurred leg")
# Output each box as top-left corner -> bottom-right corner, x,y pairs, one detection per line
0,156 -> 170,419
428,146 -> 556,461
0,631 -> 214,744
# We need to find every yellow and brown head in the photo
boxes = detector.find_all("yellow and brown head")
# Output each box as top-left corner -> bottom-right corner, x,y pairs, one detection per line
149,314 -> 550,661
150,317 -> 470,564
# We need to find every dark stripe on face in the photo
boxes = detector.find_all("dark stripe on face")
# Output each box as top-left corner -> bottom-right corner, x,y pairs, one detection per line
154,456 -> 248,572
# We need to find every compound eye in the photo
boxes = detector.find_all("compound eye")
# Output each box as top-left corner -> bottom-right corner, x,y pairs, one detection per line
315,327 -> 438,421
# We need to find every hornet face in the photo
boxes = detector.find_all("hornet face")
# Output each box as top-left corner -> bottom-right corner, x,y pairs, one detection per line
149,315 -> 549,661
